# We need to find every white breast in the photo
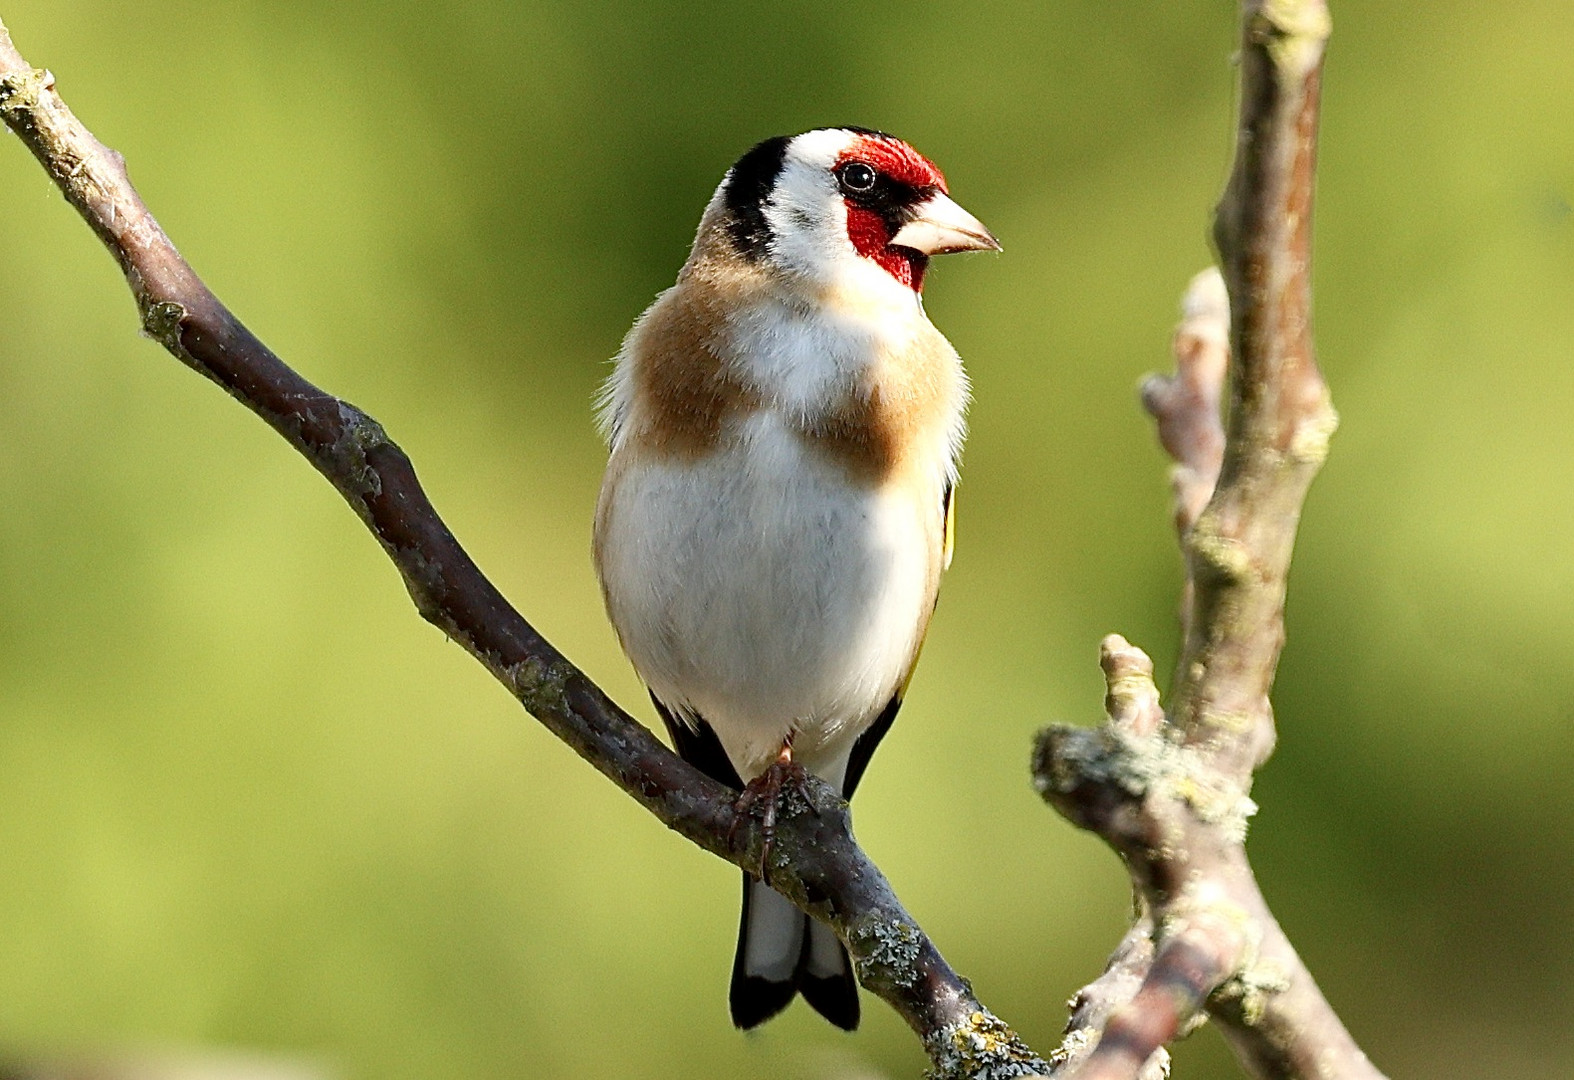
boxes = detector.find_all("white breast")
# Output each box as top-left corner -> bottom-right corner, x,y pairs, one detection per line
595,410 -> 940,782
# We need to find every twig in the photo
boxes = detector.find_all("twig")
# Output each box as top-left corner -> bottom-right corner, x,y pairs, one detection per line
0,18 -> 1044,1078
1036,3 -> 1388,1079
1048,912 -> 1170,1080
1141,267 -> 1229,647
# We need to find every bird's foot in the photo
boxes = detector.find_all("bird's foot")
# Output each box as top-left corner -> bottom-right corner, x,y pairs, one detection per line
734,742 -> 815,884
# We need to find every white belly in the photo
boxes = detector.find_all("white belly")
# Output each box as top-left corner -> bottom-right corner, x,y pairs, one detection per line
596,412 -> 938,782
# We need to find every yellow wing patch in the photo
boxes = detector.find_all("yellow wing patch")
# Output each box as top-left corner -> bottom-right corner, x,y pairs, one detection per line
942,483 -> 956,570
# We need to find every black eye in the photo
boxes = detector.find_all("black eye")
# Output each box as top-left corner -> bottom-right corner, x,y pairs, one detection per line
838,162 -> 877,194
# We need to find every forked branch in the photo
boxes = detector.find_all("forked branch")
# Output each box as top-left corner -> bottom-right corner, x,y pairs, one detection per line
1036,3 -> 1386,1079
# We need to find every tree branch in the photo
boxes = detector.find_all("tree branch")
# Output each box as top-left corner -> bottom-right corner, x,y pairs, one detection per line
1035,3 -> 1387,1079
0,18 -> 1045,1078
1047,910 -> 1169,1080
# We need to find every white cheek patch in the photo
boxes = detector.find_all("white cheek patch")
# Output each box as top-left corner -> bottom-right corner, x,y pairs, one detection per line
762,167 -> 851,279
760,129 -> 866,282
759,130 -> 923,308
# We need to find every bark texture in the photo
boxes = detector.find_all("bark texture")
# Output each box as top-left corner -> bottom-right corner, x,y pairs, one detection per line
1036,4 -> 1388,1079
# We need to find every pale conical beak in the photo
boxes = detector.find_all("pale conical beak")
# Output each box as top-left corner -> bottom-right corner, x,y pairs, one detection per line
889,192 -> 1002,255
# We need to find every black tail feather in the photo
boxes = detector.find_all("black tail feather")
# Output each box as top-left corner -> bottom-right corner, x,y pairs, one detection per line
655,693 -> 869,1032
731,971 -> 798,1030
797,949 -> 860,1031
730,871 -> 796,1029
729,870 -> 861,1031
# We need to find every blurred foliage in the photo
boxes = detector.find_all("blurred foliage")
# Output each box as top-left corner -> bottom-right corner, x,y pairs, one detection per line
0,1 -> 1571,1077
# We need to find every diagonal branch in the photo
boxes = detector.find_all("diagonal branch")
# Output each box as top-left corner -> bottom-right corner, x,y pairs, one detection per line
1036,3 -> 1386,1079
0,18 -> 1045,1078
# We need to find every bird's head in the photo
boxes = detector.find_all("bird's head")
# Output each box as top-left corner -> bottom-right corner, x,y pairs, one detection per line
713,127 -> 999,298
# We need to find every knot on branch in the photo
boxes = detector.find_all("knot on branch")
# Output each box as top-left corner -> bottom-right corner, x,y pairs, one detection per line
0,65 -> 50,116
924,1009 -> 1050,1080
1034,636 -> 1259,867
507,655 -> 574,713
1185,525 -> 1259,589
333,405 -> 392,495
1288,401 -> 1339,465
1211,956 -> 1293,1028
140,299 -> 187,350
1253,0 -> 1332,76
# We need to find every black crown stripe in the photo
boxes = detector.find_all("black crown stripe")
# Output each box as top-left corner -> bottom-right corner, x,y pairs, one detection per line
722,135 -> 791,261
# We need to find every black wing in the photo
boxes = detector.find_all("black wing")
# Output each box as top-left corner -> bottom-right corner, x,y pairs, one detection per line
650,691 -> 743,790
654,683 -> 898,803
842,693 -> 902,799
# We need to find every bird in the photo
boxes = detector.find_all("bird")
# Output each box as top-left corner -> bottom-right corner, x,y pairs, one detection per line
592,127 -> 997,1032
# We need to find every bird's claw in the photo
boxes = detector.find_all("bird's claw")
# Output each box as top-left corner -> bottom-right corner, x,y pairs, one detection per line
733,757 -> 814,885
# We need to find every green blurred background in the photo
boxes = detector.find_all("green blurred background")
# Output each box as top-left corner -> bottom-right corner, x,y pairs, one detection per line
1,1 -> 1571,1077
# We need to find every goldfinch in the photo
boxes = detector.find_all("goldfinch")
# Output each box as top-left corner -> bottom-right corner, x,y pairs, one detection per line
592,128 -> 997,1031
